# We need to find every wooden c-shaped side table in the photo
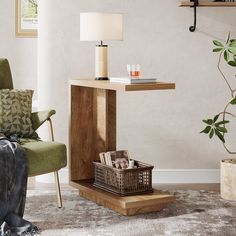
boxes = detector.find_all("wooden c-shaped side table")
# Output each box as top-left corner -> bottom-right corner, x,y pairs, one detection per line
69,79 -> 176,216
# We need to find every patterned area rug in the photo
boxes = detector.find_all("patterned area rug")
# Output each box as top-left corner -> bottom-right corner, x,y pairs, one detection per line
24,189 -> 236,236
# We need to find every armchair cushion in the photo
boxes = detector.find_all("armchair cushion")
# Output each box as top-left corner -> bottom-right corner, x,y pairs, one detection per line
21,139 -> 67,177
0,58 -> 13,89
0,89 -> 38,138
31,110 -> 56,131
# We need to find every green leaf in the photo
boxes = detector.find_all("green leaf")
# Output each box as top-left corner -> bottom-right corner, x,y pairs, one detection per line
213,48 -> 223,52
229,39 -> 236,47
226,32 -> 231,44
217,127 -> 228,133
209,129 -> 214,139
203,119 -> 214,125
228,61 -> 236,67
224,50 -> 229,61
215,120 -> 230,126
215,129 -> 225,143
200,126 -> 211,134
230,97 -> 236,104
213,40 -> 224,47
228,47 -> 236,54
213,114 -> 219,122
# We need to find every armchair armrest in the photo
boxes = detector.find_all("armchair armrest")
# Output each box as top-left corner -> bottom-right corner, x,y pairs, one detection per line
31,110 -> 56,131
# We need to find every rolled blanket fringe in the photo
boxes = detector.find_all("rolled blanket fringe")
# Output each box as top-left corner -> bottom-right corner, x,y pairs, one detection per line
18,225 -> 40,236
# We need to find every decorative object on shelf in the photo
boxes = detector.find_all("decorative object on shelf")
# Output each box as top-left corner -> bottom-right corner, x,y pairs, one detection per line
16,0 -> 38,37
180,0 -> 236,32
200,33 -> 236,201
127,64 -> 141,78
80,13 -> 123,80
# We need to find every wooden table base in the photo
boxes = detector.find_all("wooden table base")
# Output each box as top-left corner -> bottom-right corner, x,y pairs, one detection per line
71,180 -> 176,216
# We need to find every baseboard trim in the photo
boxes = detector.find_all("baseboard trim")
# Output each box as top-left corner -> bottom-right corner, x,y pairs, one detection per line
35,168 -> 220,184
152,169 -> 220,183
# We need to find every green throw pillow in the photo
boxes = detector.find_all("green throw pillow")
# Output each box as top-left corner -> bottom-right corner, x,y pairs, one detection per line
0,89 -> 38,138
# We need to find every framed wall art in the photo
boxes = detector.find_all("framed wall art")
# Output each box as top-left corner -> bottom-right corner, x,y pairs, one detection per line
15,0 -> 38,37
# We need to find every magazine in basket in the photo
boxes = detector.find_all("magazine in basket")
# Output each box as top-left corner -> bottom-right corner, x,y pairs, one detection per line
99,150 -> 131,169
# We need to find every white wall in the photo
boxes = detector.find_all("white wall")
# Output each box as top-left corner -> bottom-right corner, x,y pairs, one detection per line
38,0 -> 236,183
0,0 -> 37,93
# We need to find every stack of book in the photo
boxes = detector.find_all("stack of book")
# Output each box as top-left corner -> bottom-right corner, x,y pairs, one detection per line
99,150 -> 135,169
109,77 -> 157,84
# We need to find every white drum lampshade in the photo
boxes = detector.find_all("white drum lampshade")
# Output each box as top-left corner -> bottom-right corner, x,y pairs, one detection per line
80,12 -> 123,80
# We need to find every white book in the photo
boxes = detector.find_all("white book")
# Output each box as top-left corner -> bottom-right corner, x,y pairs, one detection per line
104,152 -> 113,166
99,152 -> 106,164
109,77 -> 157,84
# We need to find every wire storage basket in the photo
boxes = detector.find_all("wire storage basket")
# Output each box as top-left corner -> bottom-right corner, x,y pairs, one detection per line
93,160 -> 154,196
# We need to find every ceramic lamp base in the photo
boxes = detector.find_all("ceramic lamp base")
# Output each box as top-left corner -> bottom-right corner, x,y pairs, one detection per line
95,45 -> 108,80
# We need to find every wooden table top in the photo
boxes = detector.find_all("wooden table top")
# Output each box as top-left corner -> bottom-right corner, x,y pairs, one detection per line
70,78 -> 175,92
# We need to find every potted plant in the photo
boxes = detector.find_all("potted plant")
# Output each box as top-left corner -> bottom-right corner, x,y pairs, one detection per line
201,33 -> 236,201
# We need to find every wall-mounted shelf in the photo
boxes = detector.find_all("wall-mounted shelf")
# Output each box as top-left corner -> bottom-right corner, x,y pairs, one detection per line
180,1 -> 236,7
180,1 -> 236,32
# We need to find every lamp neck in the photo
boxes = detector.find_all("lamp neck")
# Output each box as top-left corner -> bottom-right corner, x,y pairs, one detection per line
96,41 -> 108,47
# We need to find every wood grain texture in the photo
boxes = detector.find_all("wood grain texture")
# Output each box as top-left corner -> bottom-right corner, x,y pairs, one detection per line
107,90 -> 116,150
72,180 -> 176,216
70,85 -> 116,181
70,79 -> 175,92
93,88 -> 116,162
70,86 -> 94,181
180,0 -> 236,7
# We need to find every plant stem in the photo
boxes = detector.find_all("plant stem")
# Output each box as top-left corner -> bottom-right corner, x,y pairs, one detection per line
218,101 -> 236,154
223,142 -> 236,154
217,52 -> 234,98
219,111 -> 236,120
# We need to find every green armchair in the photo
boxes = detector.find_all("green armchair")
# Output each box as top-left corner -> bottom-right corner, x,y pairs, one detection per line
0,58 -> 67,208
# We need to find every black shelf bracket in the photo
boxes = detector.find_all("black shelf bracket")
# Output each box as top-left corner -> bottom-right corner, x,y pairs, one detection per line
189,0 -> 199,32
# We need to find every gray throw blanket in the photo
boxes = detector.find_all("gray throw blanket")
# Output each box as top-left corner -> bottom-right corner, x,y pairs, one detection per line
0,134 -> 39,236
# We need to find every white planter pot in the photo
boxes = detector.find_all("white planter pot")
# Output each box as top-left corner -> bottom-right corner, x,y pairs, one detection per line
221,159 -> 236,201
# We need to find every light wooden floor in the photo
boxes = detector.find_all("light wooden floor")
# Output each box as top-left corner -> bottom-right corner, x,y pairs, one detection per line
28,178 -> 220,192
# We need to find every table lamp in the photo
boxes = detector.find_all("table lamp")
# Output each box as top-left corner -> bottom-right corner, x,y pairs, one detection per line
80,12 -> 123,80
